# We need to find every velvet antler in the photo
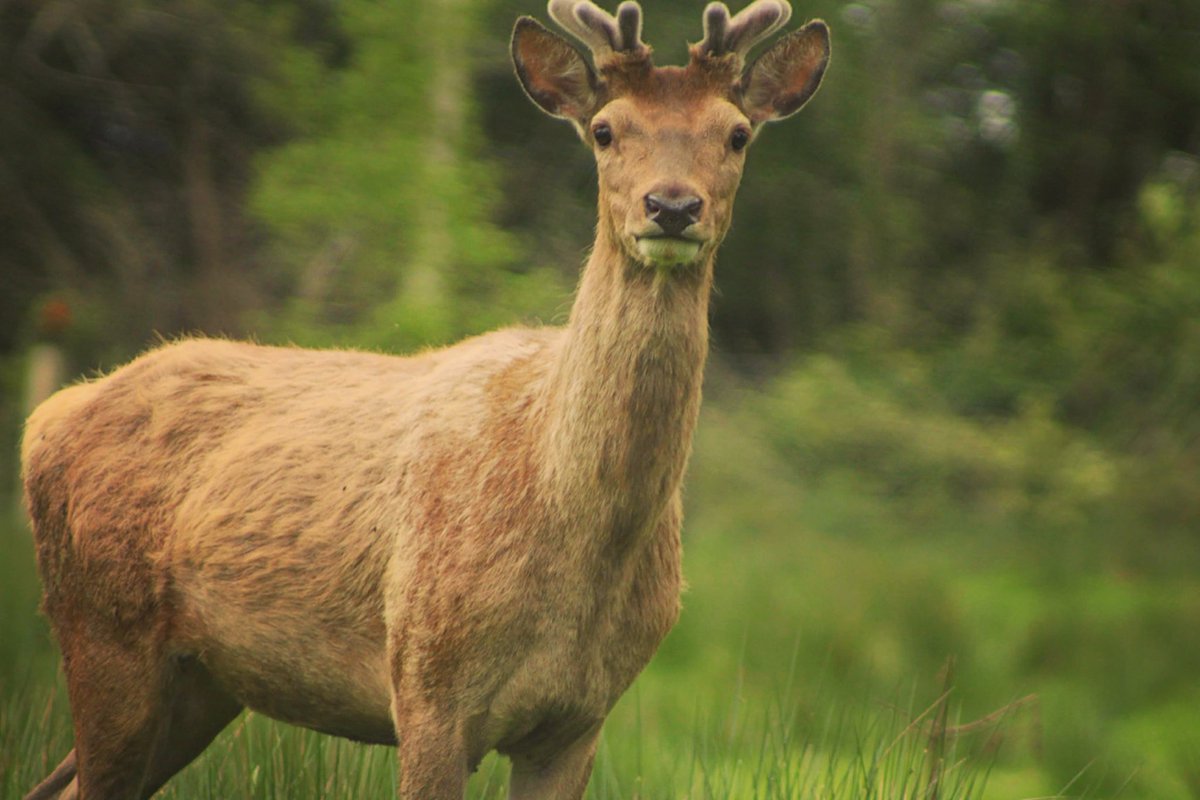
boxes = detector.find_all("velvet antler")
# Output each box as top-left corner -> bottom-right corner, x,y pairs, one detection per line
694,0 -> 792,63
547,0 -> 648,60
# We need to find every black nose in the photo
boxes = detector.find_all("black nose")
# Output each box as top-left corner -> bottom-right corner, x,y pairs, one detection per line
644,193 -> 703,237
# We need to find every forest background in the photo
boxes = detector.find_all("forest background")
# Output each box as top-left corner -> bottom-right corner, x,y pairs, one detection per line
1,0 -> 1199,797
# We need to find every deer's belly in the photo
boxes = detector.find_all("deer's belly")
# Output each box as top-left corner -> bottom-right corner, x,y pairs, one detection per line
206,636 -> 394,743
172,581 -> 396,744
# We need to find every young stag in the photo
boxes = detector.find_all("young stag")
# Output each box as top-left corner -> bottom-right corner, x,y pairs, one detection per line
22,1 -> 829,797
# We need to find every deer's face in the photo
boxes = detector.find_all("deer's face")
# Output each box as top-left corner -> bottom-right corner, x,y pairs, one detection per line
512,0 -> 829,271
588,87 -> 751,269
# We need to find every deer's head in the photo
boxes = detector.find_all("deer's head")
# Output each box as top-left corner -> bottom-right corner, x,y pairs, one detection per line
512,0 -> 829,272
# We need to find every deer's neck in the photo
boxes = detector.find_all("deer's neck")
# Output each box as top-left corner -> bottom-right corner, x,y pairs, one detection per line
541,227 -> 712,551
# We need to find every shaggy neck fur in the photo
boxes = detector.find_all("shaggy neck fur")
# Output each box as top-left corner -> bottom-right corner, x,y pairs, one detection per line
541,213 -> 713,554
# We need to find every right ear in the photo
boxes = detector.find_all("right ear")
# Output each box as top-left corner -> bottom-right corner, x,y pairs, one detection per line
512,17 -> 602,134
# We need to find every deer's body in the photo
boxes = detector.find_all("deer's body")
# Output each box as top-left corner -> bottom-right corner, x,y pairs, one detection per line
26,308 -> 687,753
23,2 -> 827,797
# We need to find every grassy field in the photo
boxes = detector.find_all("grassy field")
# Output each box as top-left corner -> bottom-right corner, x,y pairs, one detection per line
3,360 -> 1198,798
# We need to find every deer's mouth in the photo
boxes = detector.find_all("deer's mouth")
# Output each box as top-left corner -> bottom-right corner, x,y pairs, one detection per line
634,235 -> 703,268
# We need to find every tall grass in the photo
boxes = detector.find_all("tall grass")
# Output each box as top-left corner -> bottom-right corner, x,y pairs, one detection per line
2,656 -> 1003,799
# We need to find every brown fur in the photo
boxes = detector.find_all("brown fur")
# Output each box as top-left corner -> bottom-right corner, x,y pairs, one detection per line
22,4 -> 828,798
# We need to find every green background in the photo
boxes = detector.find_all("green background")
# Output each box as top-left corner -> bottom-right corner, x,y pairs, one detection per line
2,0 -> 1199,796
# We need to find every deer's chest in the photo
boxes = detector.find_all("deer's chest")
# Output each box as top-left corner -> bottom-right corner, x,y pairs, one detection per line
391,472 -> 684,760
475,564 -> 680,762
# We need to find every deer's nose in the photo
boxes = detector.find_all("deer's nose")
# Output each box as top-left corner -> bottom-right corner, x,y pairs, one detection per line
644,193 -> 703,237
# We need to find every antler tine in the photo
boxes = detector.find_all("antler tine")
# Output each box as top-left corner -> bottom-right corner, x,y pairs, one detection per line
699,2 -> 732,56
547,0 -> 647,58
695,0 -> 791,60
574,3 -> 623,50
548,0 -> 612,53
616,1 -> 645,53
724,0 -> 791,58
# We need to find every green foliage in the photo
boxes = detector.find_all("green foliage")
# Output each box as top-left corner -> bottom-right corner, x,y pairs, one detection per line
679,368 -> 1200,799
753,355 -> 1116,536
250,0 -> 565,352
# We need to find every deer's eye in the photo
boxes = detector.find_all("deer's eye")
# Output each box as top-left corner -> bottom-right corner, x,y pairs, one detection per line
593,123 -> 613,147
731,128 -> 751,152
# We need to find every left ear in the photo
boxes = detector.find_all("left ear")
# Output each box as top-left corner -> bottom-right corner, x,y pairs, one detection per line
739,20 -> 830,124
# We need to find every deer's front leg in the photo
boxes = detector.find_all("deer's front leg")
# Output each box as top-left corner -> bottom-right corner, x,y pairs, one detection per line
393,701 -> 468,800
507,727 -> 601,800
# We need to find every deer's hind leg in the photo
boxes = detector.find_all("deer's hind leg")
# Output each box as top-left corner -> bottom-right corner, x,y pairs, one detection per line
22,749 -> 76,800
138,655 -> 243,797
56,621 -> 241,799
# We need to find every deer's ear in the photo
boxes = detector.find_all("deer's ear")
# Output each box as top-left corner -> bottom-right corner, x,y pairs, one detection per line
512,17 -> 602,131
739,21 -> 830,124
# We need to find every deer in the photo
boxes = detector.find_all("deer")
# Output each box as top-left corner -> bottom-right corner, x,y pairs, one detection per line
21,1 -> 829,797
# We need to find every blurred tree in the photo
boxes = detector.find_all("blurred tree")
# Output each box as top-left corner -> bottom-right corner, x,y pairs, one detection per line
250,0 -> 563,351
1014,0 -> 1200,264
0,0 -> 346,367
